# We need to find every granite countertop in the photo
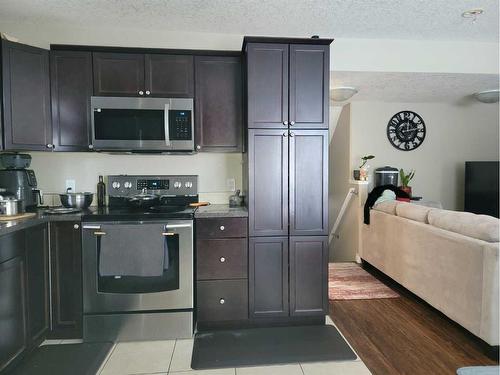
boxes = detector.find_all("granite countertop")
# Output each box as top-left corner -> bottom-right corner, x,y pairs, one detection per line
195,204 -> 248,218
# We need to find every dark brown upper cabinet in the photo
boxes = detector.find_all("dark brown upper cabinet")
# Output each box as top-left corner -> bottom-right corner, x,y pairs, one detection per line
289,45 -> 329,129
93,52 -> 145,96
93,52 -> 194,98
249,236 -> 289,318
248,129 -> 289,237
289,236 -> 328,316
50,51 -> 93,151
145,54 -> 193,97
289,129 -> 329,236
1,40 -> 52,151
246,43 -> 288,129
195,56 -> 243,152
246,42 -> 330,129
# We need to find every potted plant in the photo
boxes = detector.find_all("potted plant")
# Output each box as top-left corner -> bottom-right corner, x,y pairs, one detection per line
399,169 -> 415,196
353,155 -> 375,180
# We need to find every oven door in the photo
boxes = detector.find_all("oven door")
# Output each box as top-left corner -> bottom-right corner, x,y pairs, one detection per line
91,96 -> 194,152
82,220 -> 193,314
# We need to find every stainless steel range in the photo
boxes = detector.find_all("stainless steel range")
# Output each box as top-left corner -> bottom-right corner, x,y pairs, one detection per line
82,175 -> 198,342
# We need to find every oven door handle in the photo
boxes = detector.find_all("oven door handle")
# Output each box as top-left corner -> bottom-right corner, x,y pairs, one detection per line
164,103 -> 171,147
165,224 -> 192,229
82,225 -> 101,230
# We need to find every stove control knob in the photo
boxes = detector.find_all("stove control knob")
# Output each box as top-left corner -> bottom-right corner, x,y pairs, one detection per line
124,181 -> 132,189
112,181 -> 121,189
184,181 -> 193,188
174,181 -> 182,189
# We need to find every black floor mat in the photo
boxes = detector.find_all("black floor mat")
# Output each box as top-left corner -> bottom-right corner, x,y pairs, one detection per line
191,325 -> 357,369
10,342 -> 113,375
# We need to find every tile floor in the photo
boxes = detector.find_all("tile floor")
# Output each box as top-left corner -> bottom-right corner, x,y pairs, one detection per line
42,317 -> 371,375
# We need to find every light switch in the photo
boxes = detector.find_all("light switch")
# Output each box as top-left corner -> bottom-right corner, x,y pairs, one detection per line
226,178 -> 236,192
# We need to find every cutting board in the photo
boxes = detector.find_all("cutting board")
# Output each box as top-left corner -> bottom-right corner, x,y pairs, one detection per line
0,212 -> 37,221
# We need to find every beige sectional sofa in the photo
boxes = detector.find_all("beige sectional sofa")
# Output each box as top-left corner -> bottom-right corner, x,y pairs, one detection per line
361,201 -> 499,346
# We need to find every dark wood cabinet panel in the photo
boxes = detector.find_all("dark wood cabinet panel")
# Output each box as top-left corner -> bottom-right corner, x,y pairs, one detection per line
289,236 -> 328,316
196,217 -> 248,239
0,256 -> 27,372
25,224 -> 49,343
197,279 -> 248,322
289,130 -> 328,236
93,52 -> 145,96
49,221 -> 83,339
50,51 -> 93,151
248,129 -> 288,236
194,56 -> 243,152
246,43 -> 288,129
145,54 -> 193,97
197,238 -> 247,280
249,237 -> 289,318
1,40 -> 52,150
289,45 -> 329,129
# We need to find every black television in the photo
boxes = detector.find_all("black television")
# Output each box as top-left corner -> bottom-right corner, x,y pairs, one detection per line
464,161 -> 499,218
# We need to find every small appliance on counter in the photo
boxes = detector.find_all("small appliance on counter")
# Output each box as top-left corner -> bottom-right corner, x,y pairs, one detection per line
374,166 -> 399,187
0,153 -> 43,210
0,188 -> 22,216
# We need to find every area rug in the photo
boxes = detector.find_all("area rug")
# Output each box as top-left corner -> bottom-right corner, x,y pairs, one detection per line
329,262 -> 399,300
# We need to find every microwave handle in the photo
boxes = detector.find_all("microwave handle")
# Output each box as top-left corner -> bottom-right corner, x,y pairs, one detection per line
164,103 -> 171,146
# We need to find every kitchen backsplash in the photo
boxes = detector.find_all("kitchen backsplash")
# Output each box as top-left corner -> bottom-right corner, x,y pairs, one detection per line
28,152 -> 243,206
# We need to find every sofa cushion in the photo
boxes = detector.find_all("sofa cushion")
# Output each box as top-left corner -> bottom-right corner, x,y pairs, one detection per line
372,200 -> 399,215
428,210 -> 500,243
396,202 -> 433,223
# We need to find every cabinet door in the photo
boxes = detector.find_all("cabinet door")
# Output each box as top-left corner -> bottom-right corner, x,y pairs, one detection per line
248,129 -> 288,236
49,222 -> 83,338
93,52 -> 145,96
249,237 -> 288,318
289,130 -> 328,236
289,236 -> 328,316
50,51 -> 93,151
246,43 -> 288,129
0,257 -> 27,372
1,40 -> 52,151
289,44 -> 329,129
194,56 -> 243,152
145,54 -> 194,97
25,224 -> 49,344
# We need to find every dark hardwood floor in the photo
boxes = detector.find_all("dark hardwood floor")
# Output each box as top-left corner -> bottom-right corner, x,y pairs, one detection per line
329,265 -> 499,375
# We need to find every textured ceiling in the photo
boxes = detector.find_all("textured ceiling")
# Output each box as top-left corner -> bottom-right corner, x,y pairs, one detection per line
0,0 -> 498,42
332,71 -> 500,103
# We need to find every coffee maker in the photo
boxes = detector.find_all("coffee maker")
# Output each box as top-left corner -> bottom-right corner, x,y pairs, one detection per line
0,153 -> 42,210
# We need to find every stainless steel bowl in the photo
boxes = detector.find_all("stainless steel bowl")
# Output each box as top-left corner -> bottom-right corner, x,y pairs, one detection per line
59,189 -> 93,209
0,189 -> 23,216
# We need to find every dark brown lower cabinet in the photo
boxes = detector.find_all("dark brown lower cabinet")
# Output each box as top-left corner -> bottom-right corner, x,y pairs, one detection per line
249,236 -> 289,318
49,221 -> 83,339
289,236 -> 328,316
197,280 -> 248,322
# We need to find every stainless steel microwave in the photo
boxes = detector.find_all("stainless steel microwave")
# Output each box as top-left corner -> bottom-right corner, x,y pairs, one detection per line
91,97 -> 194,152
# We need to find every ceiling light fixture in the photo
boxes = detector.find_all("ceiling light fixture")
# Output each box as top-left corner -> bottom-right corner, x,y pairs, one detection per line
474,89 -> 499,103
461,8 -> 484,23
331,87 -> 358,102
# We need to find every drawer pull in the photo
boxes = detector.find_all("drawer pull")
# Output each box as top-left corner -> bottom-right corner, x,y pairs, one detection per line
94,231 -> 106,236
220,225 -> 225,231
73,224 -> 79,229
220,257 -> 226,263
219,298 -> 225,305
162,232 -> 175,236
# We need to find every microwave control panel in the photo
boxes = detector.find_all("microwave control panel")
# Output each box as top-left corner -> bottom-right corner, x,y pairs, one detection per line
169,110 -> 192,141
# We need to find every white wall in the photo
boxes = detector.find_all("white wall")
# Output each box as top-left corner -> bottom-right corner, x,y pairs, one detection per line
350,101 -> 499,210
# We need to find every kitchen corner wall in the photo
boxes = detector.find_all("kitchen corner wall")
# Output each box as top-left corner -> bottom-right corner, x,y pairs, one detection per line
29,152 -> 243,205
349,101 -> 500,210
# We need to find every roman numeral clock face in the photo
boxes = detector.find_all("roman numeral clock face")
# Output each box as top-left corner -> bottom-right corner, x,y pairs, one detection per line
387,111 -> 426,151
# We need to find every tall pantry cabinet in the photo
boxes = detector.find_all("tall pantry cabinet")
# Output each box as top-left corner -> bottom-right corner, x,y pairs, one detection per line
243,37 -> 332,320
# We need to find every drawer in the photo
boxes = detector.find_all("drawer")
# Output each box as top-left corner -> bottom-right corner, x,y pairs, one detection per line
197,279 -> 248,322
196,217 -> 247,239
197,238 -> 247,280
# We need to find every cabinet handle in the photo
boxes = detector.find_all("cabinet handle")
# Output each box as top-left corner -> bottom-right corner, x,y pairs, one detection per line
219,225 -> 225,231
290,121 -> 295,126
138,90 -> 144,95
73,224 -> 79,229
290,132 -> 295,137
220,256 -> 226,263
88,144 -> 94,150
46,143 -> 54,149
196,145 -> 201,150
162,232 -> 175,236
219,298 -> 225,305
283,132 -> 287,137
145,90 -> 151,95
94,231 -> 107,236
283,121 -> 288,126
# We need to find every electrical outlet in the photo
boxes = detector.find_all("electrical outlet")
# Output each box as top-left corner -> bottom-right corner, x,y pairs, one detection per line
226,178 -> 236,192
65,179 -> 76,192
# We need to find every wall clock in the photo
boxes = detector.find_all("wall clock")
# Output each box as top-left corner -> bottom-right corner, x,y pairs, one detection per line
387,111 -> 426,151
